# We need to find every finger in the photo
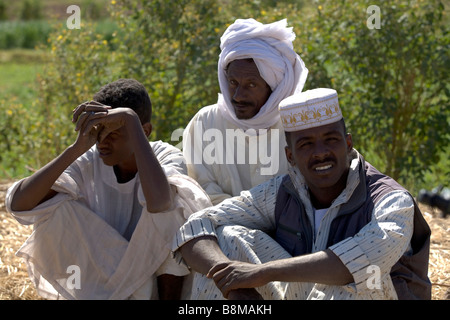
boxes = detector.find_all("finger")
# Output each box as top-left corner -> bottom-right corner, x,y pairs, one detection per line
84,102 -> 112,113
219,276 -> 239,299
206,263 -> 229,279
72,101 -> 111,123
81,113 -> 109,135
76,111 -> 107,132
72,101 -> 90,123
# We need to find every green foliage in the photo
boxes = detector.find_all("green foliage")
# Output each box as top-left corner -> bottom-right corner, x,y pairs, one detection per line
36,23 -> 122,158
295,0 -> 449,190
111,0 -> 224,141
0,21 -> 52,49
0,0 -> 7,21
0,0 -> 448,194
20,0 -> 42,21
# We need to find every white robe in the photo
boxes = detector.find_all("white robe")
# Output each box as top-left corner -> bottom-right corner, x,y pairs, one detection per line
6,141 -> 212,299
183,103 -> 289,205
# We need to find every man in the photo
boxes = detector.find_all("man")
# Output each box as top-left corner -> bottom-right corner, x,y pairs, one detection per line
6,79 -> 211,299
173,88 -> 431,300
183,18 -> 308,205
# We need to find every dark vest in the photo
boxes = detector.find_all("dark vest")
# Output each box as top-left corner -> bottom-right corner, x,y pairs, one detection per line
274,156 -> 431,299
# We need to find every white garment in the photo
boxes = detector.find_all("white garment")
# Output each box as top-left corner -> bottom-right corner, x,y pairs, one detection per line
173,150 -> 415,299
314,208 -> 328,235
183,104 -> 288,205
218,18 -> 308,130
6,141 -> 212,300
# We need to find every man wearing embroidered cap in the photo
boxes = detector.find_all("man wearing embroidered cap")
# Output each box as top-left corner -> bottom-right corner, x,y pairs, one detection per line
174,88 -> 431,300
183,18 -> 308,205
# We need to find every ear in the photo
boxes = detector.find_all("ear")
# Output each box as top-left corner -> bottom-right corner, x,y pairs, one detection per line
285,146 -> 295,166
346,133 -> 353,152
142,122 -> 152,138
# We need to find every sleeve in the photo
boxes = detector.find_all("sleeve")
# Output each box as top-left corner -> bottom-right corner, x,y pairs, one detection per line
182,113 -> 232,205
5,153 -> 90,225
329,190 -> 415,293
150,140 -> 187,176
5,179 -> 73,225
172,175 -> 283,252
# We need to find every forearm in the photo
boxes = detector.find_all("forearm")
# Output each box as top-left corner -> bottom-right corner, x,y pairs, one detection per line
179,236 -> 230,275
10,144 -> 83,211
263,249 -> 353,286
126,116 -> 172,213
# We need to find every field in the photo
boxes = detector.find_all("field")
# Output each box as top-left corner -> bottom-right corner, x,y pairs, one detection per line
0,180 -> 449,300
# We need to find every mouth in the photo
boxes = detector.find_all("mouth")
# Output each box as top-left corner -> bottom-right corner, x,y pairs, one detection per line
312,163 -> 334,174
98,149 -> 112,157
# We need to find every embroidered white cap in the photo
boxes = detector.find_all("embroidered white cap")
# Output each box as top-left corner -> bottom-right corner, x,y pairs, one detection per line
279,88 -> 342,132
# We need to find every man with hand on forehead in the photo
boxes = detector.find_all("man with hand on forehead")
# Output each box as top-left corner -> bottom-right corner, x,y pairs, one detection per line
183,18 -> 308,205
174,88 -> 431,300
6,78 -> 211,300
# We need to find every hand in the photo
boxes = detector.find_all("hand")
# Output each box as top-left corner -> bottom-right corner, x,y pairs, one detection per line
72,101 -> 110,152
73,101 -> 138,145
207,261 -> 269,299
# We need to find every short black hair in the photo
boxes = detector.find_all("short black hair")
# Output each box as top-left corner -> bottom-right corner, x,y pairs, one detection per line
93,78 -> 152,124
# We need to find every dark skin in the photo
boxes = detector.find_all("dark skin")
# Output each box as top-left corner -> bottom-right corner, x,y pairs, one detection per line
10,100 -> 183,299
225,59 -> 272,120
180,120 -> 354,299
285,120 -> 353,208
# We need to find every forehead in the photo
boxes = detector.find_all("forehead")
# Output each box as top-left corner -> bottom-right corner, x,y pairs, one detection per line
290,121 -> 345,140
226,59 -> 263,79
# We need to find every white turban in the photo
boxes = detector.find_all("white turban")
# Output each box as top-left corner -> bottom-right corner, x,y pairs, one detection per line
217,18 -> 308,131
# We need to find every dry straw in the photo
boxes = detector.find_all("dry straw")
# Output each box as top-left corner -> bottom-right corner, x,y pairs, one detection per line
0,180 -> 449,300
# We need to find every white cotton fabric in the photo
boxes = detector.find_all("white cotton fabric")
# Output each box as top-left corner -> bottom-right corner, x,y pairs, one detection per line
173,150 -> 415,299
6,141 -> 212,300
217,18 -> 308,131
182,104 -> 288,205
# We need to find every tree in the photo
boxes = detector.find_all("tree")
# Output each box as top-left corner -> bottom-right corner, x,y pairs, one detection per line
297,0 -> 449,188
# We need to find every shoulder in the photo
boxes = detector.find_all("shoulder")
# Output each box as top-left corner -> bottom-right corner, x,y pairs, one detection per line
150,140 -> 180,154
245,174 -> 285,201
188,104 -> 224,127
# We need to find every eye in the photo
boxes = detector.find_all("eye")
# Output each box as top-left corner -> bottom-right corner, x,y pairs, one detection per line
229,79 -> 238,86
326,136 -> 340,143
108,131 -> 120,139
297,141 -> 312,149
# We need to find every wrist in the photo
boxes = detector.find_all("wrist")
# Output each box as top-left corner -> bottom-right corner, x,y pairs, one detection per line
68,141 -> 90,159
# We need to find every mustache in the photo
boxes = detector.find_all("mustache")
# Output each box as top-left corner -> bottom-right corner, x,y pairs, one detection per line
231,99 -> 254,107
309,157 -> 335,168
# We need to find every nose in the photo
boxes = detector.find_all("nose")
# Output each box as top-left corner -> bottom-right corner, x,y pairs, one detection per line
232,85 -> 247,103
312,141 -> 330,160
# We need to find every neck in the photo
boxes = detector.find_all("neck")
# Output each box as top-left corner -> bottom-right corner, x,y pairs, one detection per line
113,158 -> 137,183
309,170 -> 349,209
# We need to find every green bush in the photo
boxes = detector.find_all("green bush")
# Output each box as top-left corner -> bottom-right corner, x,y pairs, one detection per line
0,21 -> 52,49
20,0 -> 42,21
295,0 -> 449,191
1,0 -> 448,194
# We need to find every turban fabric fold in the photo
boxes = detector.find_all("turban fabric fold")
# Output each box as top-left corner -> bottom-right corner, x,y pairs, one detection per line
217,18 -> 308,131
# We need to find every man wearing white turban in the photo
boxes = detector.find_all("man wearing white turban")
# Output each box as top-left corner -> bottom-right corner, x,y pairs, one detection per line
183,18 -> 308,205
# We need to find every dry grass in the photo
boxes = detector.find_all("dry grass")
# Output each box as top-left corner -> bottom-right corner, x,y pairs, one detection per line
0,180 -> 449,300
0,181 -> 41,300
